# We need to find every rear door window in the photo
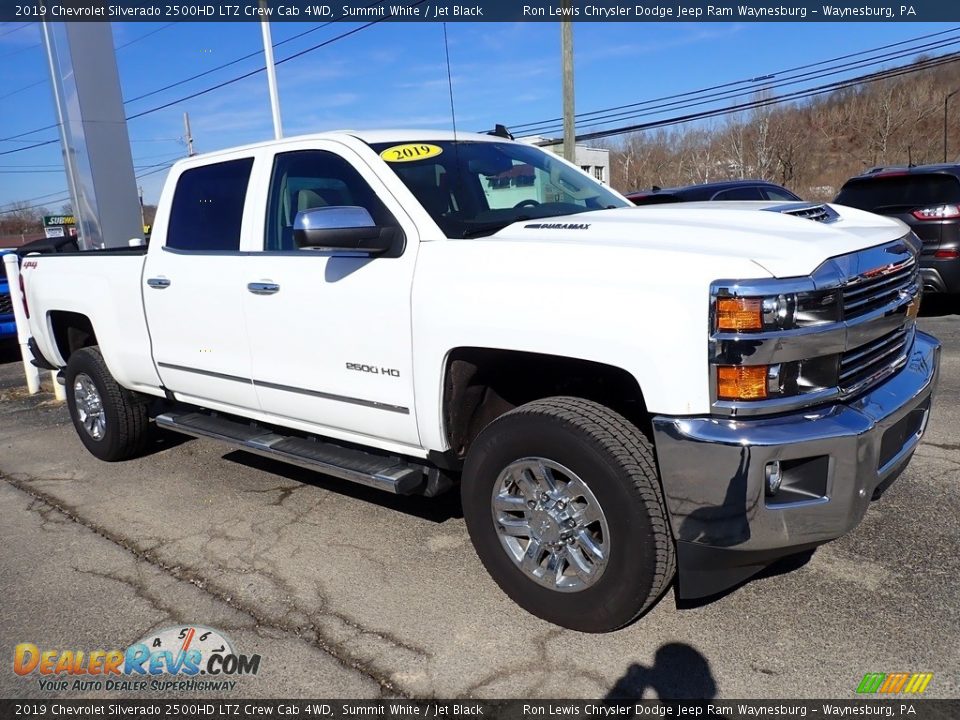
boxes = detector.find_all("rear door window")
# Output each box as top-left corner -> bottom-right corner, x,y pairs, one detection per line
166,158 -> 254,252
835,174 -> 960,212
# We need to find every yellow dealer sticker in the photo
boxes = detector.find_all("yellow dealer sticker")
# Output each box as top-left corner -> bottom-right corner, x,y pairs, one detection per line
379,143 -> 443,163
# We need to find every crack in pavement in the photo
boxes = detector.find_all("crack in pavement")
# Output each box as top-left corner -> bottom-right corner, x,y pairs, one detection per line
921,440 -> 960,453
243,483 -> 308,507
463,628 -> 608,697
2,472 -> 421,697
72,564 -> 191,642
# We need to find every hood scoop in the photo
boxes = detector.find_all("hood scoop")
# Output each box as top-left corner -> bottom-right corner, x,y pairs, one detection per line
764,203 -> 840,223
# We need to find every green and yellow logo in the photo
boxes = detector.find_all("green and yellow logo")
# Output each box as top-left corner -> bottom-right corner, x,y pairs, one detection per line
857,672 -> 933,694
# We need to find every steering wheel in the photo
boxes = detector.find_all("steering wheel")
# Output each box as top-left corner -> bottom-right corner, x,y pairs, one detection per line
513,199 -> 541,209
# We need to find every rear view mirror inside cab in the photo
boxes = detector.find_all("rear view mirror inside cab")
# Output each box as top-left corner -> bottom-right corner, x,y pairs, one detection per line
466,147 -> 515,177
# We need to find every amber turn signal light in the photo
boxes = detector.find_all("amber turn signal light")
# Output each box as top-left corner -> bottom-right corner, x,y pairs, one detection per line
717,365 -> 769,400
716,297 -> 763,331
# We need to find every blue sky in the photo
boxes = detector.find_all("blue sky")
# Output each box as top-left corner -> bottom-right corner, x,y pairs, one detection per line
0,20 -> 956,208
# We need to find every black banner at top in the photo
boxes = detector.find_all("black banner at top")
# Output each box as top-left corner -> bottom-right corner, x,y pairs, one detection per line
2,0 -> 959,22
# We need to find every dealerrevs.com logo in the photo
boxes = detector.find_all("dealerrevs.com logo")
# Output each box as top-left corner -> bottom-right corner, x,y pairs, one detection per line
14,626 -> 261,692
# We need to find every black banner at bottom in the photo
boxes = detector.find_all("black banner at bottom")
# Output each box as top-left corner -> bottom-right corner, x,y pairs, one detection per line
0,700 -> 958,720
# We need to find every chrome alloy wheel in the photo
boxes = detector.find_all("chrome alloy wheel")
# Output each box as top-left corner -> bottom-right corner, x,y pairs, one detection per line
492,458 -> 610,592
73,373 -> 106,441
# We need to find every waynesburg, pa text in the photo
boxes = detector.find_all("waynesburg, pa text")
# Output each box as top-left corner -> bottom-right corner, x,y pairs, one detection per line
521,3 -> 917,18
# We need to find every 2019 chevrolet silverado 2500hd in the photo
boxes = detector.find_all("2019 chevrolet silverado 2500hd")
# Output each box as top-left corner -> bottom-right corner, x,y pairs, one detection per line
20,131 -> 940,632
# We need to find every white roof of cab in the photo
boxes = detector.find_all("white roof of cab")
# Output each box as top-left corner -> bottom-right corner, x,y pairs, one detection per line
348,129 -> 502,143
183,129 -> 505,163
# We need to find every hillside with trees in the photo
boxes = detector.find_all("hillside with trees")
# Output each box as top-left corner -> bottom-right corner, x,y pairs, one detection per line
608,56 -> 960,200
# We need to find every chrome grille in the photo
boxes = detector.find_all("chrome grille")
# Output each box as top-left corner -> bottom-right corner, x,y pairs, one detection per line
0,292 -> 12,316
842,256 -> 919,320
839,326 -> 912,395
779,204 -> 840,223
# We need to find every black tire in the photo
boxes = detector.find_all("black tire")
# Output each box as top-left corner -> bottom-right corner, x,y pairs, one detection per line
64,346 -> 150,461
462,396 -> 675,632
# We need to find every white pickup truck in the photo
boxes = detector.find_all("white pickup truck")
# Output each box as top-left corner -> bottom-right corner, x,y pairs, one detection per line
20,130 -> 940,632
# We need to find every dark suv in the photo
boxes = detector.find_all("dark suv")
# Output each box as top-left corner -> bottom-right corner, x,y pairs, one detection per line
626,179 -> 801,205
834,165 -> 960,294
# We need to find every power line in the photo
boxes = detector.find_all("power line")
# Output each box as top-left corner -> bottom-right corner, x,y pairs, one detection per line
512,34 -> 960,137
0,4 -> 399,151
123,19 -> 344,105
0,23 -> 178,106
0,138 -> 59,156
0,193 -> 72,215
573,37 -> 960,134
114,22 -> 176,51
0,79 -> 45,102
0,22 -> 31,40
508,25 -> 960,135
0,163 -> 63,169
546,52 -> 960,146
126,6 -> 423,122
0,162 -> 177,216
527,40 -> 960,138
135,162 -> 177,180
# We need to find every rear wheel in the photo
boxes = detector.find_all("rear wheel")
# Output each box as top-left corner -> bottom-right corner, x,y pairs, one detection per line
65,347 -> 150,461
461,396 -> 675,632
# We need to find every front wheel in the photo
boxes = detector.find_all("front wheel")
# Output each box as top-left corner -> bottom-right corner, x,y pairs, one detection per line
65,347 -> 150,461
461,397 -> 675,632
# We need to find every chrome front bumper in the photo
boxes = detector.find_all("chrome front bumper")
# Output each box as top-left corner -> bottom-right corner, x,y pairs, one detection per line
652,330 -> 940,599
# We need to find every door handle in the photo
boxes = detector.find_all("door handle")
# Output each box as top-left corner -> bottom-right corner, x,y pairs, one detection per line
146,277 -> 171,289
247,282 -> 280,295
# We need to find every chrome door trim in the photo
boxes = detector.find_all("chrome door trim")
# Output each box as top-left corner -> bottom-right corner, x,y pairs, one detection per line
156,362 -> 410,414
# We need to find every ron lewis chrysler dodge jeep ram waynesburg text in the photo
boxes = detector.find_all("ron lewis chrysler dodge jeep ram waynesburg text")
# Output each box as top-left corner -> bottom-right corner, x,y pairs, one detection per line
19,131 -> 940,632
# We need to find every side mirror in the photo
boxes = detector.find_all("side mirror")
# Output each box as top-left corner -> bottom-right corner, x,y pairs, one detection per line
293,206 -> 395,254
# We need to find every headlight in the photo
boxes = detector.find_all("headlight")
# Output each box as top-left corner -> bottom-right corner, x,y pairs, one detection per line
716,365 -> 773,400
714,290 -> 840,333
715,355 -> 838,402
710,286 -> 844,406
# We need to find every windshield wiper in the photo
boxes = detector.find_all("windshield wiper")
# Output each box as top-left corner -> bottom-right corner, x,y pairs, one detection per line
460,223 -> 512,238
460,218 -> 530,238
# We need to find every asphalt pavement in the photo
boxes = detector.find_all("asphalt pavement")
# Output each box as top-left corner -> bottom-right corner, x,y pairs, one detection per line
1,300 -> 958,700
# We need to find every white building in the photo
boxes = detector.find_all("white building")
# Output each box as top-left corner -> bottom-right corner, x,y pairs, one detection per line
520,136 -> 610,185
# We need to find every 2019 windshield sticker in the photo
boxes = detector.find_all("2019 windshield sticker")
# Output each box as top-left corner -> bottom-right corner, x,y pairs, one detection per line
379,144 -> 443,163
524,223 -> 591,230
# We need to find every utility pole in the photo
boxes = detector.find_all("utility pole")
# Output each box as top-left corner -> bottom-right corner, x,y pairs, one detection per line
561,1 -> 575,164
944,88 -> 959,163
260,0 -> 283,140
183,112 -> 195,157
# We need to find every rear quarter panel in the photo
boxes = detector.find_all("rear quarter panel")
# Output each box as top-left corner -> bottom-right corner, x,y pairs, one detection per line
22,254 -> 163,395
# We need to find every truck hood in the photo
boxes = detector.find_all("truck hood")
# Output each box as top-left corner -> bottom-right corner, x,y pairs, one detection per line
484,202 -> 908,278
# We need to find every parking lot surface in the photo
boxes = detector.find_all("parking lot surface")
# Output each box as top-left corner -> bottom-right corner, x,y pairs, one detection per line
1,304 -> 958,700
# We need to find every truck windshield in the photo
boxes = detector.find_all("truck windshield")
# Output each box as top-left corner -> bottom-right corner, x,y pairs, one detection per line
369,140 -> 628,238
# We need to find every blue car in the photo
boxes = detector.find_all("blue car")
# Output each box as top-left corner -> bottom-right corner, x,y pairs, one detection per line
0,249 -> 18,343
